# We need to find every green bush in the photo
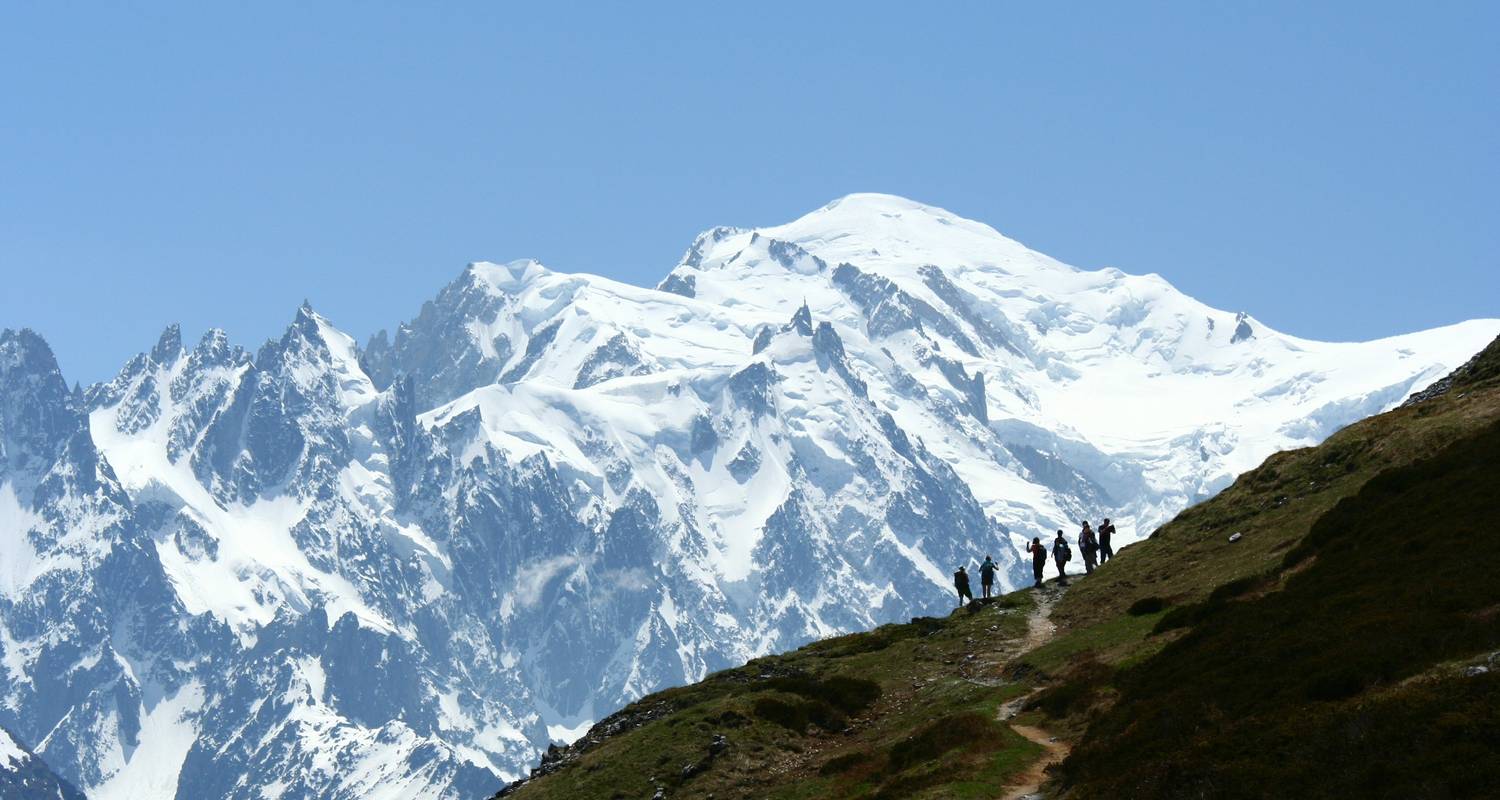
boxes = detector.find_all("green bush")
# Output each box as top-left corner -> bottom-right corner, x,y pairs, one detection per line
1127,597 -> 1168,616
1151,603 -> 1206,634
1027,660 -> 1112,718
887,712 -> 999,772
1206,575 -> 1260,603
752,697 -> 808,731
819,675 -> 883,713
754,674 -> 882,716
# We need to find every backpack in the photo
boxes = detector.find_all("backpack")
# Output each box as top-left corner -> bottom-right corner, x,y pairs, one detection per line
1057,541 -> 1072,562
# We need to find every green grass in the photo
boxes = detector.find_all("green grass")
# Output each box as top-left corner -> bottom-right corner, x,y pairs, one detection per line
790,712 -> 1041,800
504,592 -> 1042,799
1058,416 -> 1500,798
917,736 -> 1044,799
1019,608 -> 1167,675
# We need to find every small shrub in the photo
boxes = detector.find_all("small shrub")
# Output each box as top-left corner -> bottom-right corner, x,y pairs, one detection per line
753,697 -> 808,731
909,616 -> 946,635
803,700 -> 848,732
887,712 -> 998,772
752,687 -> 851,733
819,676 -> 883,713
823,624 -> 916,656
755,675 -> 882,715
1027,660 -> 1112,718
1152,604 -> 1206,634
1028,680 -> 1094,718
1207,575 -> 1260,603
1128,597 -> 1169,616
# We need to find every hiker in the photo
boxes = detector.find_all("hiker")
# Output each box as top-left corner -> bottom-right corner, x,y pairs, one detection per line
1027,537 -> 1047,588
1052,530 -> 1072,584
979,555 -> 999,598
1098,518 -> 1116,563
1080,521 -> 1099,575
953,566 -> 973,606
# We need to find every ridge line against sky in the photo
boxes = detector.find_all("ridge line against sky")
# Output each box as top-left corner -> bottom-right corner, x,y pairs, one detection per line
2,1 -> 1496,385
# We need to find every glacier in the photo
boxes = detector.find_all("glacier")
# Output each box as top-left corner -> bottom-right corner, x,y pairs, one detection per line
1,193 -> 1496,797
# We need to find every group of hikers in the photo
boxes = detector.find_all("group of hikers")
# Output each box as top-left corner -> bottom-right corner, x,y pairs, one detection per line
952,518 -> 1118,604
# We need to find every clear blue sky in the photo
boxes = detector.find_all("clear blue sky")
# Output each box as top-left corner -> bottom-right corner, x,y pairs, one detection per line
3,2 -> 1496,385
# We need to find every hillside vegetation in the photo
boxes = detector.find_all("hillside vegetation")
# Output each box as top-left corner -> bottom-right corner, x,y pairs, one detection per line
489,336 -> 1500,799
493,587 -> 1051,799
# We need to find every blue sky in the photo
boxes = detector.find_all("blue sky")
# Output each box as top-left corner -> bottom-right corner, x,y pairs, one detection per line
3,2 -> 1496,384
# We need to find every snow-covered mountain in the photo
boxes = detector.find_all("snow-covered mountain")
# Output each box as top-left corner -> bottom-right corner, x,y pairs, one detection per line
2,194 -> 1495,798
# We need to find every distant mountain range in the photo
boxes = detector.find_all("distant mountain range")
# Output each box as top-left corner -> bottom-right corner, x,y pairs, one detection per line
2,193 -> 1495,797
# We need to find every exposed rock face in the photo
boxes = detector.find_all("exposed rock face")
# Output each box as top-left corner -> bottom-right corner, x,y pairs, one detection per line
0,725 -> 86,800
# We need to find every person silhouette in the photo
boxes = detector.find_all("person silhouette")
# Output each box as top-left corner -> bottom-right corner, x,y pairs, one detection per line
953,565 -> 973,606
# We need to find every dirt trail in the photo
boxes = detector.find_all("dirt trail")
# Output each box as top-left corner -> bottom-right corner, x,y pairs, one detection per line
999,723 -> 1071,800
995,585 -> 1069,800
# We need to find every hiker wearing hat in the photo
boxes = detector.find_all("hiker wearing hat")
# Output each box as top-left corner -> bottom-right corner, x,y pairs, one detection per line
953,566 -> 973,606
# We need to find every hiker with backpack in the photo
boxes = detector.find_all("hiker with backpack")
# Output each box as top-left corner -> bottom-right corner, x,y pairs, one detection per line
953,566 -> 973,606
979,555 -> 999,598
1098,518 -> 1116,563
1027,538 -> 1047,588
1080,521 -> 1099,575
1052,530 -> 1072,584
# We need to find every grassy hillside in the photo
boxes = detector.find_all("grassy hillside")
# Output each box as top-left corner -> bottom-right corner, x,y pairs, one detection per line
494,589 -> 1051,799
488,335 -> 1500,799
1057,416 -> 1500,797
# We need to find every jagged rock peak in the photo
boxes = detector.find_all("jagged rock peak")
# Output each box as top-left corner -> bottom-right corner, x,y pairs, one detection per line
150,323 -> 183,364
789,300 -> 813,336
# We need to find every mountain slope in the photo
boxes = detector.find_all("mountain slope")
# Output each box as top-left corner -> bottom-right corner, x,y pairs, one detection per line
1,195 -> 1496,797
490,584 -> 1053,799
0,725 -> 86,800
1044,334 -> 1500,798
1062,414 -> 1500,798
491,335 -> 1500,799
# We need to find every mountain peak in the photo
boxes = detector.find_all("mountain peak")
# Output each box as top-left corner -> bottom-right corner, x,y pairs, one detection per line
754,193 -> 1049,277
818,191 -> 935,212
795,192 -> 962,230
0,329 -> 66,386
151,323 -> 184,364
469,259 -> 553,294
